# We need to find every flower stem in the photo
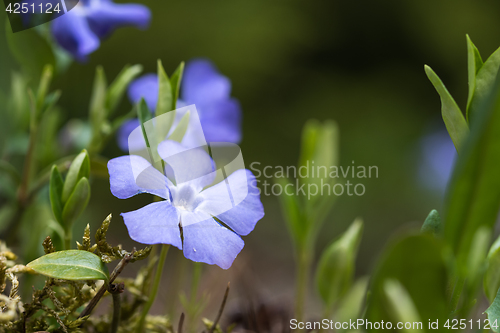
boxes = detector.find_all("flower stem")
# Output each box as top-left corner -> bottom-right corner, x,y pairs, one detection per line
136,244 -> 170,333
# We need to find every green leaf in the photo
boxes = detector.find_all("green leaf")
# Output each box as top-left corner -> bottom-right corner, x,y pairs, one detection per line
155,60 -> 173,116
106,64 -> 143,116
466,35 -> 483,118
137,98 -> 152,148
421,209 -> 442,235
5,22 -> 55,81
298,119 -> 320,171
365,234 -> 448,327
168,110 -> 190,142
335,277 -> 368,325
170,62 -> 185,108
425,65 -> 469,152
484,234 -> 500,302
468,45 -> 500,124
27,250 -> 109,281
485,288 -> 500,333
383,279 -> 422,331
315,218 -> 363,308
275,177 -> 305,248
61,150 -> 90,203
49,165 -> 64,225
62,177 -> 90,225
36,65 -> 54,114
444,73 -> 500,272
89,66 -> 107,128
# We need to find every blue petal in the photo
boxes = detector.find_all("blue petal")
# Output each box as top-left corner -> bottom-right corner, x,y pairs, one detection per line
127,74 -> 158,111
182,215 -> 244,269
199,99 -> 242,144
108,155 -> 169,199
117,118 -> 145,152
86,1 -> 151,38
51,11 -> 99,61
122,201 -> 182,248
157,140 -> 216,191
199,169 -> 264,236
182,59 -> 231,106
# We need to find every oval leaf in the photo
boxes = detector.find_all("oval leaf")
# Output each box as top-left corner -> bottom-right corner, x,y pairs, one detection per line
62,150 -> 90,203
27,250 -> 109,281
62,177 -> 90,225
49,165 -> 64,225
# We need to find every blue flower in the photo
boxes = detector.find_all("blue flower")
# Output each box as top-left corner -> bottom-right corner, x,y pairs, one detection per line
51,0 -> 151,61
117,59 -> 242,151
107,140 -> 264,269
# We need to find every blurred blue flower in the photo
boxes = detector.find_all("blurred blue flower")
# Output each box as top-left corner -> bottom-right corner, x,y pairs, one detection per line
418,130 -> 457,193
108,140 -> 264,269
51,0 -> 151,61
117,59 -> 242,151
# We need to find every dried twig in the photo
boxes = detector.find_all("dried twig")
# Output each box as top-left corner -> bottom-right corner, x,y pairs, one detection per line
209,282 -> 230,333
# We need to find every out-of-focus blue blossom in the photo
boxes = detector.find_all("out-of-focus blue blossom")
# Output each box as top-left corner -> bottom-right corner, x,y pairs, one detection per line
117,59 -> 242,151
51,0 -> 151,61
418,130 -> 457,193
108,140 -> 264,269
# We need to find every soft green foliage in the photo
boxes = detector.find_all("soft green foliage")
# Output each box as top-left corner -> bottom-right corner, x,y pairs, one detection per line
365,234 -> 448,329
61,150 -> 90,203
424,65 -> 469,152
421,209 -> 442,235
443,69 -> 500,273
27,250 -> 109,281
466,35 -> 483,117
61,177 -> 91,225
315,218 -> 363,308
335,277 -> 368,327
486,289 -> 500,333
383,279 -> 421,332
485,235 -> 500,302
168,110 -> 190,142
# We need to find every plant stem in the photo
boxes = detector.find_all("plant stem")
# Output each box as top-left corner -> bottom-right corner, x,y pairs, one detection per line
294,245 -> 312,326
64,224 -> 72,250
136,244 -> 170,333
449,276 -> 465,313
109,283 -> 124,333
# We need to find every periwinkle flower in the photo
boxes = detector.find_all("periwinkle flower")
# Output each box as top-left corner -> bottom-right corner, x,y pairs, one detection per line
108,140 -> 264,269
51,0 -> 151,61
117,59 -> 242,151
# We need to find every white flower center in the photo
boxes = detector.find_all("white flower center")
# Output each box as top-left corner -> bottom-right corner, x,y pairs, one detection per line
171,184 -> 200,212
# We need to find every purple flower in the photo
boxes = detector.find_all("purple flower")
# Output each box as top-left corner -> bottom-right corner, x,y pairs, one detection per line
108,140 -> 264,269
117,59 -> 242,151
418,129 -> 457,192
51,0 -> 151,61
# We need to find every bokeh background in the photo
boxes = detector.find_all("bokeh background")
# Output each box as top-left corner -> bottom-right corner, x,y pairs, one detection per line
1,0 -> 500,321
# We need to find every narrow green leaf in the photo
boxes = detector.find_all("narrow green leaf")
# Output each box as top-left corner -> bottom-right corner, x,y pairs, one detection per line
137,99 -> 152,148
335,277 -> 368,324
62,177 -> 90,225
168,110 -> 190,142
383,279 -> 421,332
484,235 -> 500,302
106,64 -> 143,116
275,177 -> 305,247
298,119 -> 320,170
170,62 -> 185,109
365,234 -> 448,327
49,165 -> 64,225
425,65 -> 469,152
36,65 -> 54,114
469,45 -> 500,124
466,35 -> 483,118
27,250 -> 109,281
444,73 -> 500,272
421,209 -> 442,235
485,288 -> 500,332
61,150 -> 90,203
465,227 -> 490,296
89,66 -> 108,128
155,60 -> 173,116
315,218 -> 363,308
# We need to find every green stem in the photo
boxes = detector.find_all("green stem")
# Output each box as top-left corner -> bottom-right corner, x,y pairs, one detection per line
294,245 -> 312,325
110,290 -> 122,333
449,276 -> 465,314
136,244 -> 170,333
187,262 -> 202,333
64,224 -> 72,250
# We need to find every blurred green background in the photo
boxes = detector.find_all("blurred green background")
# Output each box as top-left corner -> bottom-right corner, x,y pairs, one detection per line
2,0 -> 500,318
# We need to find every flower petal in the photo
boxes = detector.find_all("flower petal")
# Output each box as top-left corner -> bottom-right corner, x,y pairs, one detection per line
157,140 -> 216,191
127,74 -> 158,111
182,215 -> 244,269
122,201 -> 181,248
108,155 -> 169,199
198,169 -> 264,236
199,99 -> 242,144
86,1 -> 151,38
182,59 -> 231,106
51,11 -> 100,61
